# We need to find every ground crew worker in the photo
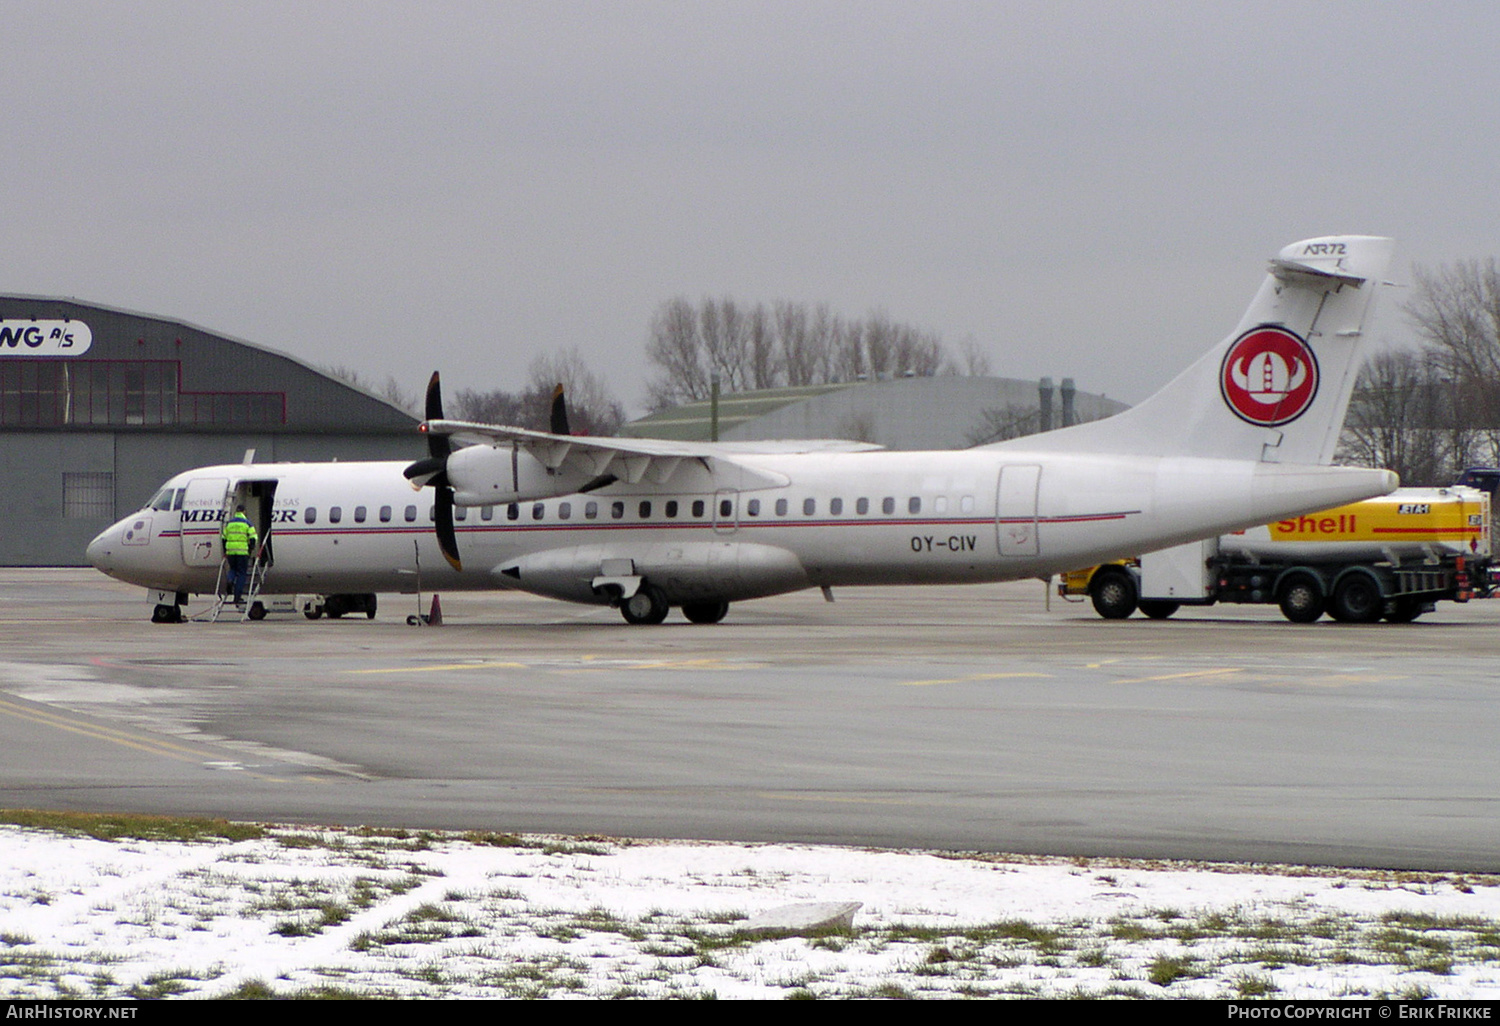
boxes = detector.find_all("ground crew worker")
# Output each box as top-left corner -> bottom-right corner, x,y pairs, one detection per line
221,505 -> 258,606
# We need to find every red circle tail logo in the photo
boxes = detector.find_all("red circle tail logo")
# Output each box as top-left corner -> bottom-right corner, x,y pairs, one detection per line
1219,326 -> 1319,427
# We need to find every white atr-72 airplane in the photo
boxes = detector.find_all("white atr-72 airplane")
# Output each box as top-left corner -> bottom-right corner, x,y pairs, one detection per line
90,235 -> 1398,625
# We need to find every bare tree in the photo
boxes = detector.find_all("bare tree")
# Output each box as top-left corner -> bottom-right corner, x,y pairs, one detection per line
321,364 -> 419,416
1340,261 -> 1500,484
946,338 -> 992,377
644,297 -> 957,407
525,346 -> 626,435
1409,261 -> 1500,426
645,297 -> 711,410
1339,350 -> 1449,486
450,386 -> 530,426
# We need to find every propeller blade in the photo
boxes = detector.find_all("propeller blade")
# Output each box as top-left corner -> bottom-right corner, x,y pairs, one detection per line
550,383 -> 571,436
425,371 -> 452,460
434,488 -> 462,571
414,371 -> 461,569
403,455 -> 448,487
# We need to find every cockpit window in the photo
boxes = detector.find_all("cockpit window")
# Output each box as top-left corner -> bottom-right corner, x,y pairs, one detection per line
148,487 -> 174,511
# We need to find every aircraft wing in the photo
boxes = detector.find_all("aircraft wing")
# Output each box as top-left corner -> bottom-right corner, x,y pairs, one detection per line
424,420 -> 879,488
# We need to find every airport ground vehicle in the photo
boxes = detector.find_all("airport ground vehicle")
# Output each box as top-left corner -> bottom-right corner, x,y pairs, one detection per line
1059,484 -> 1494,623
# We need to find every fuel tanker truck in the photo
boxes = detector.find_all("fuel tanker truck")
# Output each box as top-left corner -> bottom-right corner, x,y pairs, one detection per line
1059,482 -> 1493,623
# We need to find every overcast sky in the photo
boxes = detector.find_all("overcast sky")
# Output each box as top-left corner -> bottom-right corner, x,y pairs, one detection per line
5,1 -> 1497,413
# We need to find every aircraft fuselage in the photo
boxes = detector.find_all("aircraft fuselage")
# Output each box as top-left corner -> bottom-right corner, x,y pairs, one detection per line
87,449 -> 1394,609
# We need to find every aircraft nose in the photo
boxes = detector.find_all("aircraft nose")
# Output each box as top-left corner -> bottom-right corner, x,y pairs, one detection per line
86,525 -> 115,570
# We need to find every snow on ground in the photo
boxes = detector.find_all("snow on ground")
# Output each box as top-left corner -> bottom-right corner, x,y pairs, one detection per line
1,822 -> 1499,999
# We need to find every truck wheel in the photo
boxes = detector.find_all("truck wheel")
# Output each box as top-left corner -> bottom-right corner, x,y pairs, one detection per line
1090,568 -> 1138,619
1138,600 -> 1179,619
1330,573 -> 1383,624
1278,576 -> 1325,623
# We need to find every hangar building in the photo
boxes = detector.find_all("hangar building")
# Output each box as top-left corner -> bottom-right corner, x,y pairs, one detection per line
1,296 -> 420,566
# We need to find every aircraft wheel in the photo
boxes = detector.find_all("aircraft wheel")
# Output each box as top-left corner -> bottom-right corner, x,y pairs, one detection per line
1277,576 -> 1325,623
247,602 -> 267,621
1089,568 -> 1137,619
1384,597 -> 1424,623
621,584 -> 669,625
1330,573 -> 1383,624
364,594 -> 378,620
1138,600 -> 1179,620
681,600 -> 730,624
151,603 -> 182,624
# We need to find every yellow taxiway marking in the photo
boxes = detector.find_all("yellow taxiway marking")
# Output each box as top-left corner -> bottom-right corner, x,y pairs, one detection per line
345,662 -> 528,675
1108,668 -> 1242,685
760,792 -> 918,806
0,696 -> 289,781
898,672 -> 1051,687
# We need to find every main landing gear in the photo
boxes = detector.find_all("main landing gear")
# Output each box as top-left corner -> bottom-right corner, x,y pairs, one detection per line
614,583 -> 730,625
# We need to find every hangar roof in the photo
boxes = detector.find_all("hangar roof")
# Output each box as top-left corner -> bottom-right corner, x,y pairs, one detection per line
0,295 -> 415,434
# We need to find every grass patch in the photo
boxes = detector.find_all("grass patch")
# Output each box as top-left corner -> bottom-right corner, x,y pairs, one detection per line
1148,955 -> 1200,987
0,809 -> 263,843
1233,972 -> 1279,997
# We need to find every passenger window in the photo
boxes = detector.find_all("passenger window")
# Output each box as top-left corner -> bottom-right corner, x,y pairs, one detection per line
692,500 -> 705,518
585,501 -> 598,519
665,500 -> 678,518
532,502 -> 545,520
404,505 -> 417,523
354,505 -> 367,523
803,498 -> 815,516
612,501 -> 625,520
329,506 -> 343,524
481,505 -> 494,521
507,503 -> 519,521
775,498 -> 788,516
746,499 -> 760,516
856,498 -> 869,515
719,498 -> 732,517
428,505 -> 435,522
830,498 -> 843,515
881,497 -> 894,515
455,506 -> 467,521
908,497 -> 920,514
934,496 -> 948,514
304,507 -> 317,524
559,502 -> 571,520
379,505 -> 392,523
638,501 -> 652,518
960,495 -> 974,514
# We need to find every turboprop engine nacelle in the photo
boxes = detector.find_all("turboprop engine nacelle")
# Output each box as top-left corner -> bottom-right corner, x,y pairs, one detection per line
446,443 -> 598,506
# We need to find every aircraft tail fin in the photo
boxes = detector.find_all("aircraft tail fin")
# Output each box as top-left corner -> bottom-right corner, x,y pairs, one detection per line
990,235 -> 1395,465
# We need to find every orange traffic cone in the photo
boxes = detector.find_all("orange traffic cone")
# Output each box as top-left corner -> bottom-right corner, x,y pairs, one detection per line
428,593 -> 444,625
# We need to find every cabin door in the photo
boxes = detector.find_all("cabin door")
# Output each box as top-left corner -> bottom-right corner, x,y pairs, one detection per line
995,465 -> 1041,556
179,477 -> 231,566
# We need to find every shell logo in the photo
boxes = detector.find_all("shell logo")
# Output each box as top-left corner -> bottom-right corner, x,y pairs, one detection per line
1219,325 -> 1319,427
